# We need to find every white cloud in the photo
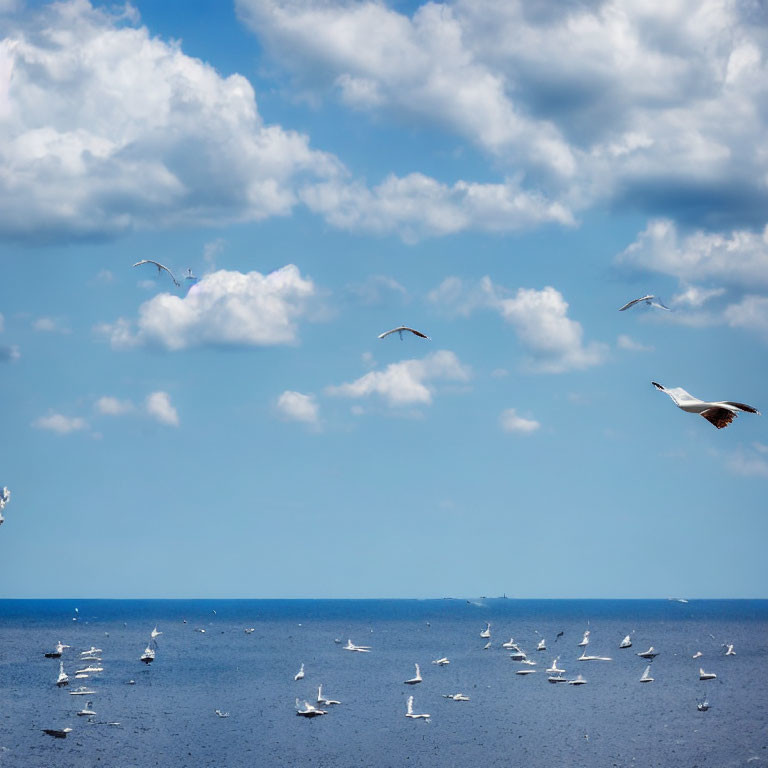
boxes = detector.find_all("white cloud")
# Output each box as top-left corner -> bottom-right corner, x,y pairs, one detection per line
617,334 -> 653,352
0,344 -> 19,362
726,444 -> 768,479
33,316 -> 70,334
237,0 -> 768,228
428,275 -> 606,372
326,350 -> 470,406
670,285 -> 726,308
0,0 -> 340,241
345,275 -> 408,306
301,174 -> 573,242
95,396 -> 134,416
276,390 -> 319,424
32,412 -> 87,434
724,296 -> 768,340
98,265 -> 316,350
618,220 -> 768,288
145,391 -> 179,426
500,408 -> 540,434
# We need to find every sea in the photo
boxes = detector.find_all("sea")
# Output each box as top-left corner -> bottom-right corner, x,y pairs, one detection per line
0,599 -> 766,768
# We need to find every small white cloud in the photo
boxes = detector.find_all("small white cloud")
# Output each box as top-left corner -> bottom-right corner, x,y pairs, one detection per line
500,408 -> 540,434
95,396 -> 134,415
726,444 -> 768,479
0,344 -> 20,362
94,269 -> 114,284
33,316 -> 70,334
32,412 -> 88,434
99,265 -> 316,351
617,334 -> 653,352
327,350 -> 470,406
724,296 -> 768,340
670,285 -> 726,308
346,275 -> 408,306
145,391 -> 179,427
494,284 -> 606,373
276,390 -> 319,424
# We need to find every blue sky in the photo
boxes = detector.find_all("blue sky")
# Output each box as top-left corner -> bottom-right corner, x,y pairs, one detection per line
1,0 -> 767,598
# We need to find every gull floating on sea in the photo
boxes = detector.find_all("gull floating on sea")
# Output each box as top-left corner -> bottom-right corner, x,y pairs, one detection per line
404,664 -> 423,685
378,326 -> 430,341
618,294 -> 670,311
652,382 -> 760,429
405,695 -> 430,721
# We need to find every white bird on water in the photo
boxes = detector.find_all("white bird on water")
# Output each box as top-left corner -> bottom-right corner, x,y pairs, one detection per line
652,382 -> 760,429
618,294 -> 670,312
405,695 -> 430,721
344,639 -> 371,653
317,685 -> 341,706
404,664 -> 423,685
378,326 -> 430,341
294,663 -> 305,681
132,260 -> 180,287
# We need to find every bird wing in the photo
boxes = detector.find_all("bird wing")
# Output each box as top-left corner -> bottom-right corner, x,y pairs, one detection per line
722,401 -> 760,415
700,407 -> 736,429
405,327 -> 430,340
618,296 -> 653,311
378,328 -> 401,339
133,260 -> 180,287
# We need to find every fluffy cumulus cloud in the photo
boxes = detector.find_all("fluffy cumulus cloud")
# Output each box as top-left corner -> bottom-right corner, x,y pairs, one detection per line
301,172 -> 573,242
499,408 -> 539,434
145,391 -> 178,426
618,220 -> 768,289
276,390 -> 319,424
95,396 -> 134,415
617,334 -> 652,352
617,220 -> 768,341
326,350 -> 470,406
98,265 -> 316,350
32,412 -> 87,434
0,0 -> 340,241
428,276 -> 606,372
237,0 -> 768,228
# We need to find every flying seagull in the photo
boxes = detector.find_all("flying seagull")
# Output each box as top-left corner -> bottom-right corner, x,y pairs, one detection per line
133,260 -> 180,287
378,326 -> 430,341
618,295 -> 670,311
652,382 -> 760,429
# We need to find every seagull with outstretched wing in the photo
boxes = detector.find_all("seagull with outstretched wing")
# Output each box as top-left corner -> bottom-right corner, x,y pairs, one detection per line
378,326 -> 430,340
133,260 -> 180,287
652,382 -> 760,429
619,295 -> 670,311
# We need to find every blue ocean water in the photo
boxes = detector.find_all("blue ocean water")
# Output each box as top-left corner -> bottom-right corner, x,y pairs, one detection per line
0,599 -> 766,767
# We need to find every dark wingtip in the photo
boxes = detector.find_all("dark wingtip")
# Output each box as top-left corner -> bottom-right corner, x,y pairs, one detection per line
651,381 -> 663,390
